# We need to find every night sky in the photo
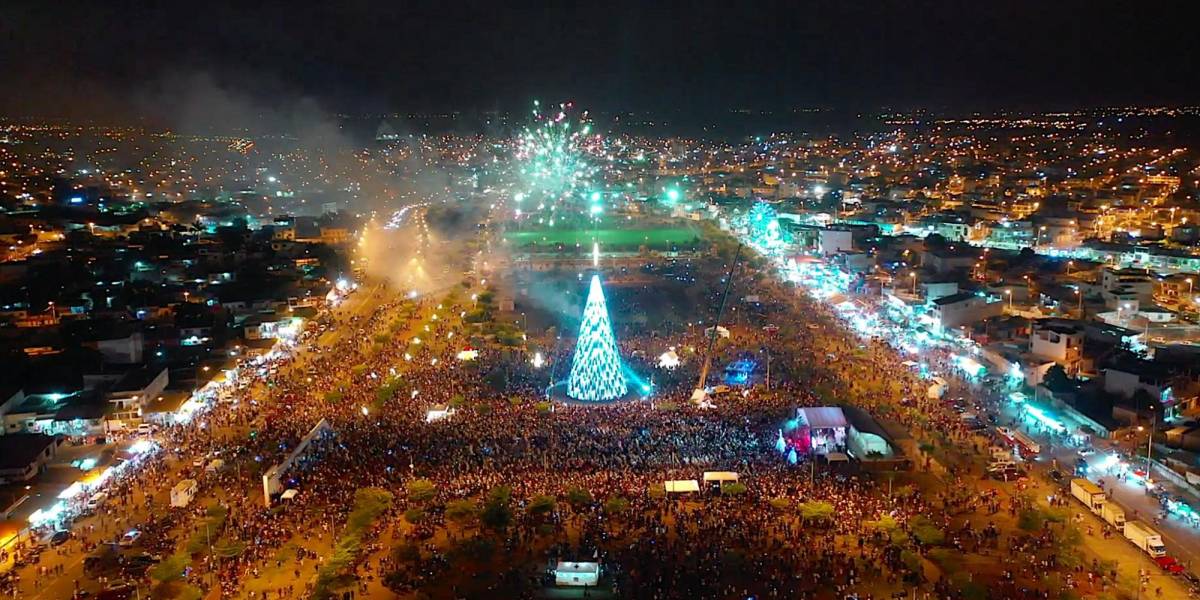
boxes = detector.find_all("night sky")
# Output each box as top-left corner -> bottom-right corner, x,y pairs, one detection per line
2,0 -> 1198,122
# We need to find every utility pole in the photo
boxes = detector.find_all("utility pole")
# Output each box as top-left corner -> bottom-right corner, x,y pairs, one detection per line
765,346 -> 771,390
1146,410 -> 1156,481
696,244 -> 743,395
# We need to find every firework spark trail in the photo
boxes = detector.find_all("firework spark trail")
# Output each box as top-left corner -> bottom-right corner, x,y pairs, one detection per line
513,100 -> 603,212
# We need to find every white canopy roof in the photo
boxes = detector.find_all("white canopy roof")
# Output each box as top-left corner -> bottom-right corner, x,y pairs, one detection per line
555,561 -> 600,574
663,479 -> 700,493
702,471 -> 739,482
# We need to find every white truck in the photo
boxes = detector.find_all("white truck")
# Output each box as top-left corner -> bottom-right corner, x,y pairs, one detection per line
1101,502 -> 1126,531
927,377 -> 948,400
171,479 -> 198,508
1124,520 -> 1167,558
1070,478 -> 1105,515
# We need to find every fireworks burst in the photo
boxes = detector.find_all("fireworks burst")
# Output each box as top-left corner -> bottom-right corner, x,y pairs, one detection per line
514,100 -> 602,211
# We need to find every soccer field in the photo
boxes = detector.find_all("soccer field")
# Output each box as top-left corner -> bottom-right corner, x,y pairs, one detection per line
504,227 -> 701,249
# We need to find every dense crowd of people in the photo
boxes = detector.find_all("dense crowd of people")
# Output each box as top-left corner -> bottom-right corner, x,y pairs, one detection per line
4,253 -> 1146,599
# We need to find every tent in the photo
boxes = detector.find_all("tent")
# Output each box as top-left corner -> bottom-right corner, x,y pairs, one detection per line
555,561 -> 600,587
663,480 -> 700,493
658,350 -> 681,369
704,326 -> 731,339
702,471 -> 739,483
425,404 -> 454,423
797,407 -> 848,430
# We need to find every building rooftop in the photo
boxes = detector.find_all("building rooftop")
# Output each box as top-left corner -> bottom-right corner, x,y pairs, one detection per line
932,292 -> 980,306
0,433 -> 55,470
110,366 -> 167,394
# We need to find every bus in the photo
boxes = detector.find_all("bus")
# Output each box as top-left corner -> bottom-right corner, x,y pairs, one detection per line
1012,430 -> 1041,456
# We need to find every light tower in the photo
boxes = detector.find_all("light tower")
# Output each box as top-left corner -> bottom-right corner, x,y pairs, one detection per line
567,275 -> 627,401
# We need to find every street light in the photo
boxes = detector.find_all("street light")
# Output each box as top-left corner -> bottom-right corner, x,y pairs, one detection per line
910,272 -> 917,295
1074,288 -> 1082,315
1006,289 -> 1013,310
1066,260 -> 1074,276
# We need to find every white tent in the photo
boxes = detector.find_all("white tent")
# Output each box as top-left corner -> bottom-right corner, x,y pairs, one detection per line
425,404 -> 454,423
658,350 -> 681,369
664,480 -> 700,493
702,471 -> 739,483
705,325 -> 731,339
555,561 -> 600,587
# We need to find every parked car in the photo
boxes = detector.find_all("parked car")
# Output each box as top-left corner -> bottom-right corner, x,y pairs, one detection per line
991,467 -> 1027,482
98,581 -> 134,600
50,530 -> 71,546
118,530 -> 141,547
86,492 -> 107,511
1155,556 -> 1187,574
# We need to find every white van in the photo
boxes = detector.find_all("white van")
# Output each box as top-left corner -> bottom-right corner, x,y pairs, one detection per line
86,492 -> 107,511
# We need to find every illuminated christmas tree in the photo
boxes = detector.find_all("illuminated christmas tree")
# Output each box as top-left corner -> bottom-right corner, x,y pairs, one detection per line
567,275 -> 627,401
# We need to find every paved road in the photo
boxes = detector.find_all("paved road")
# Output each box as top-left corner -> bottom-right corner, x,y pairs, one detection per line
1002,404 -> 1200,587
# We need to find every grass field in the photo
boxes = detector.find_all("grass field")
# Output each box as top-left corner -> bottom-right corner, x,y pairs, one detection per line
504,227 -> 701,249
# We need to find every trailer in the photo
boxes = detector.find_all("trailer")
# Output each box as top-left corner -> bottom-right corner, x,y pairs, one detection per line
1070,478 -> 1105,514
1100,503 -> 1126,531
170,479 -> 198,508
1124,520 -> 1167,558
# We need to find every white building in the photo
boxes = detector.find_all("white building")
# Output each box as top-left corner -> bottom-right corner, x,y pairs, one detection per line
1029,321 -> 1084,376
105,367 -> 169,427
818,229 -> 853,256
929,292 -> 1004,329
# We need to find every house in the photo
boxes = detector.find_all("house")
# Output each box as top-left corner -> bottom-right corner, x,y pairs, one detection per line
1102,357 -> 1197,419
105,367 -> 169,427
921,282 -> 959,303
0,433 -> 57,483
1029,320 -> 1084,376
929,292 -> 1004,329
1100,267 -> 1155,304
52,401 -> 109,437
319,227 -> 350,245
818,229 -> 853,256
0,386 -> 24,425
923,245 -> 979,275
79,321 -> 144,365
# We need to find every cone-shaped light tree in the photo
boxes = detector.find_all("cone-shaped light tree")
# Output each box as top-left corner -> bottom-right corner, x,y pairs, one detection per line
567,275 -> 627,401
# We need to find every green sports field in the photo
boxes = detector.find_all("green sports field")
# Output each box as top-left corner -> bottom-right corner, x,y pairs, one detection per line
504,227 -> 701,249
